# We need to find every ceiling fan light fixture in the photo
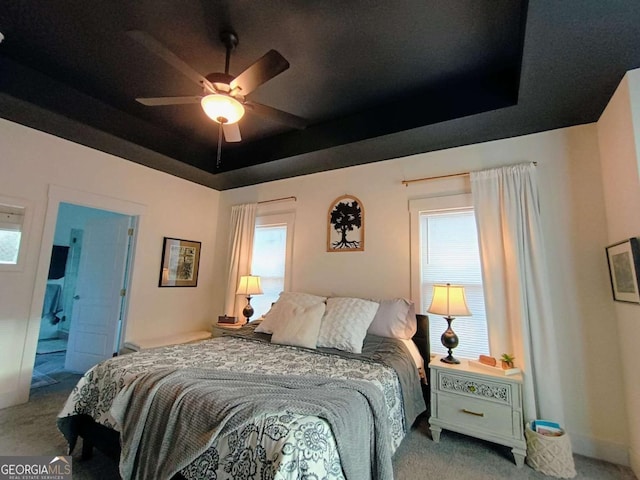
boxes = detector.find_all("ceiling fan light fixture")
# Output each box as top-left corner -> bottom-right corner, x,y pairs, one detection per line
201,94 -> 245,124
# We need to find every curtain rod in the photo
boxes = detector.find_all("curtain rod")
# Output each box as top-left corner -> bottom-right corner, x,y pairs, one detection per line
258,195 -> 297,205
401,162 -> 537,187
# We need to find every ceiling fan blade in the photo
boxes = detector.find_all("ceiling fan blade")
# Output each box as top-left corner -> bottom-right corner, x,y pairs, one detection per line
136,96 -> 202,106
127,30 -> 215,92
245,101 -> 308,129
230,50 -> 289,95
222,122 -> 242,142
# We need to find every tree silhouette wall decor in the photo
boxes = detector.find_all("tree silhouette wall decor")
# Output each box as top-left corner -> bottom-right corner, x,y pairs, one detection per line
327,195 -> 365,252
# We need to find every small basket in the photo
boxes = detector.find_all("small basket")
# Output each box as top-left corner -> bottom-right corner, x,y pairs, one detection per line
525,422 -> 576,478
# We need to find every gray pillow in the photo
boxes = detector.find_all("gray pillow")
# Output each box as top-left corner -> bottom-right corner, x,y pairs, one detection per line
368,298 -> 417,339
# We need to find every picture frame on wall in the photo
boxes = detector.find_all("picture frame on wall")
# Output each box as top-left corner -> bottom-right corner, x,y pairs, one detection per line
158,237 -> 201,287
327,194 -> 364,252
605,237 -> 640,303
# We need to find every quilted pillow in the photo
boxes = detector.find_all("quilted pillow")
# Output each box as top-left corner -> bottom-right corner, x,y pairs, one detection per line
367,298 -> 417,340
316,297 -> 379,353
271,301 -> 326,349
255,291 -> 327,334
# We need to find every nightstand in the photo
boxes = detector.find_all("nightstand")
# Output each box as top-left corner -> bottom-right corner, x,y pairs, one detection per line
429,355 -> 527,467
211,322 -> 244,337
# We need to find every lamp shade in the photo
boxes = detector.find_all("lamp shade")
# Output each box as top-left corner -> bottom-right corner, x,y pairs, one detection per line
201,94 -> 245,124
427,283 -> 471,317
236,275 -> 263,296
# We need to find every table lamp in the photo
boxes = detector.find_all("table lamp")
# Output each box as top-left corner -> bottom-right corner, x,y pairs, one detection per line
427,283 -> 471,364
236,275 -> 263,323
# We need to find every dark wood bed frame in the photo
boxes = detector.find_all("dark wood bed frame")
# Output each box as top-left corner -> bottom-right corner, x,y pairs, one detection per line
72,314 -> 432,474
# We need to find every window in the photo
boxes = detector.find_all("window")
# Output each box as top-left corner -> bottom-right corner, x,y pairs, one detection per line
250,212 -> 294,318
0,203 -> 26,267
410,194 -> 489,359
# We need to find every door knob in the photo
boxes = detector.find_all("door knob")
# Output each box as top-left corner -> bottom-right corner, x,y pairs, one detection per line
73,295 -> 80,300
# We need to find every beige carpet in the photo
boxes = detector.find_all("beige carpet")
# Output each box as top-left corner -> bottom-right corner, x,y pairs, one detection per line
0,373 -> 636,480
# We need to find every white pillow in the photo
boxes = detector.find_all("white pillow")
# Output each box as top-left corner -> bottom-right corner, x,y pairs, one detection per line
399,338 -> 424,370
277,291 -> 327,306
255,291 -> 327,334
317,297 -> 379,353
367,298 -> 417,340
271,301 -> 326,349
253,302 -> 285,334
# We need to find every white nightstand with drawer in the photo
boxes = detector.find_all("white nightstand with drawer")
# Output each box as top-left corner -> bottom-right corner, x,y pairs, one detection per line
211,322 -> 244,337
429,355 -> 527,467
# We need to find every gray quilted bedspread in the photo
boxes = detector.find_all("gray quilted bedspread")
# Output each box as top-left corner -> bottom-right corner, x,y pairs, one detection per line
58,327 -> 425,479
111,368 -> 392,480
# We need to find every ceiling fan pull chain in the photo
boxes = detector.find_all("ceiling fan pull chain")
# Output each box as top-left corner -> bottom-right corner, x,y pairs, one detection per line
216,122 -> 224,168
224,44 -> 231,75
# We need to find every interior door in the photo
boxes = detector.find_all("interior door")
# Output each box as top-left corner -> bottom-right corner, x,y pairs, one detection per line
65,216 -> 131,373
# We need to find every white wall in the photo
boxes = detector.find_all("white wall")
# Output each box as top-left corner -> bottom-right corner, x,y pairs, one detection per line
597,69 -> 640,476
0,118 -> 221,409
0,100 -> 631,465
214,124 -> 629,464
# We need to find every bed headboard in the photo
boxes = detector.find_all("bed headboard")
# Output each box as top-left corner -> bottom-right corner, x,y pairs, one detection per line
412,314 -> 430,366
413,313 -> 431,410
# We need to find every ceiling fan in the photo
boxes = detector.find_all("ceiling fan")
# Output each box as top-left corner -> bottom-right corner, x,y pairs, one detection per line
128,29 -> 307,165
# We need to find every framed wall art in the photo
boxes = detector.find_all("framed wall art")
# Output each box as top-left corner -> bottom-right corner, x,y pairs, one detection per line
605,237 -> 640,303
158,237 -> 202,287
327,194 -> 364,252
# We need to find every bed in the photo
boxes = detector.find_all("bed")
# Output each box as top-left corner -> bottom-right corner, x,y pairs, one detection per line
42,279 -> 64,325
57,294 -> 430,480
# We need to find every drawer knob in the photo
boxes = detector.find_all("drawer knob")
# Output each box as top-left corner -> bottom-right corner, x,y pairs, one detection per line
462,408 -> 485,417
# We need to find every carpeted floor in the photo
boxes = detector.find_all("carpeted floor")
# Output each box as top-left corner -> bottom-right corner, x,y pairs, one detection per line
0,375 -> 636,479
30,370 -> 59,389
31,350 -> 66,389
36,338 -> 68,355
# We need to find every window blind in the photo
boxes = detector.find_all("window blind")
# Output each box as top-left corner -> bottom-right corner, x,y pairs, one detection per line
251,224 -> 287,318
420,209 -> 489,359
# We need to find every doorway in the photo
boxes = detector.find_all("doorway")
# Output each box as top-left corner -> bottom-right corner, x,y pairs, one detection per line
31,203 -> 134,389
19,185 -> 146,404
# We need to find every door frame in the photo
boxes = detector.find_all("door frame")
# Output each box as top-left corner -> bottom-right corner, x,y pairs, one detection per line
20,184 -> 146,400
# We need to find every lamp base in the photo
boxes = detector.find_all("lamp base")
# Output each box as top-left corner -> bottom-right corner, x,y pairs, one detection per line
242,296 -> 254,324
440,352 -> 461,364
440,316 -> 460,364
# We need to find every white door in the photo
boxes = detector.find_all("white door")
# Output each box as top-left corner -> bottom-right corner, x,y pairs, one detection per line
65,216 -> 131,373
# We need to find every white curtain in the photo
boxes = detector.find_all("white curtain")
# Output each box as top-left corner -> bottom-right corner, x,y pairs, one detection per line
224,203 -> 257,318
471,163 -> 565,425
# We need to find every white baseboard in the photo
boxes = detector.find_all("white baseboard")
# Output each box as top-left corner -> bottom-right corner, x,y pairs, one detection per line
570,432 -> 630,466
0,388 -> 28,410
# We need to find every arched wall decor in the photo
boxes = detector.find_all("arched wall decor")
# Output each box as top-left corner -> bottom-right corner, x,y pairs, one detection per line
327,194 -> 364,252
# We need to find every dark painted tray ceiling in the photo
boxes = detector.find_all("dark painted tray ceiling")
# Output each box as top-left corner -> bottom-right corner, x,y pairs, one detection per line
1,1 -> 639,190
